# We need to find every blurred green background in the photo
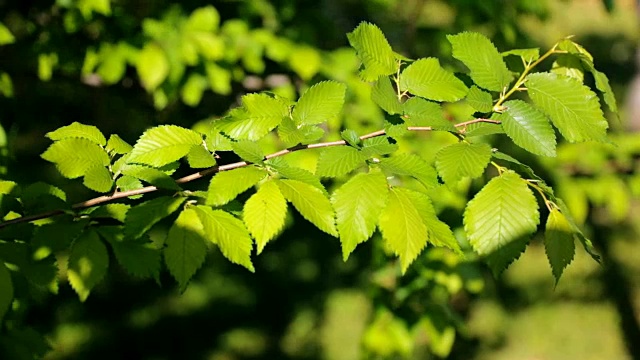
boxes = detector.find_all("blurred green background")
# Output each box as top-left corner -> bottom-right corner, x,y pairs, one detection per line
1,0 -> 640,359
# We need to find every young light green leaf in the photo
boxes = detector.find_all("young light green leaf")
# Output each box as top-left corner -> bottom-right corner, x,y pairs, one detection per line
360,137 -> 398,158
41,138 -> 110,179
545,207 -> 576,283
136,42 -> 169,91
121,164 -> 181,190
380,153 -> 438,189
371,76 -> 402,115
464,121 -> 505,137
379,187 -> 428,273
83,165 -> 114,193
214,94 -> 289,140
501,48 -> 540,63
435,142 -> 492,184
464,171 -> 539,273
243,180 -> 288,254
268,158 -> 326,193
402,189 -> 461,253
347,22 -> 397,81
292,81 -> 346,125
115,175 -> 143,199
231,140 -> 265,164
46,122 -> 106,146
0,22 -> 15,45
551,54 -> 584,82
128,125 -> 202,167
207,166 -> 267,206
555,198 -> 600,262
277,118 -> 324,147
207,127 -> 234,151
186,144 -> 216,168
402,97 -> 455,131
400,58 -> 468,102
466,85 -> 494,113
88,203 -> 130,223
67,230 -> 109,301
498,100 -> 556,157
447,32 -> 513,92
526,73 -> 608,142
332,170 -> 389,260
315,146 -> 366,177
124,196 -> 186,239
276,179 -> 338,236
106,134 -> 133,155
0,262 -> 13,324
165,208 -> 208,291
195,206 -> 254,272
341,129 -> 361,148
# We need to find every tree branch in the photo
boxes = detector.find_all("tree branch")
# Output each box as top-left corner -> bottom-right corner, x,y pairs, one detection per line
0,118 -> 499,228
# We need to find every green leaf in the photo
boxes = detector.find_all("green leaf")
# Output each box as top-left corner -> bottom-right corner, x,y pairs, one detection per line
124,196 -> 186,239
83,165 -> 114,193
526,72 -> 608,142
498,100 -> 556,156
502,48 -> 540,63
214,94 -> 289,140
464,122 -> 505,137
195,206 -> 254,272
276,179 -> 338,236
332,170 -> 389,260
380,153 -> 438,189
371,76 -> 402,115
360,137 -> 398,158
121,164 -> 181,190
88,203 -> 130,223
0,262 -> 13,324
106,134 -> 133,155
136,42 -> 169,91
347,22 -> 397,81
400,58 -> 468,102
243,180 -> 288,254
466,85 -> 494,113
99,227 -> 160,281
128,125 -> 202,167
46,122 -> 106,146
402,97 -> 455,131
402,189 -> 461,253
555,198 -> 600,262
293,81 -> 346,125
544,208 -> 576,283
379,187 -> 428,273
165,208 -> 208,291
186,144 -> 216,168
207,166 -> 267,206
268,158 -> 326,193
551,54 -> 584,82
31,218 -> 88,259
315,146 -> 366,177
67,230 -> 109,301
341,129 -> 361,148
41,138 -> 110,179
435,142 -> 492,184
464,171 -> 539,273
185,6 -> 220,32
207,127 -> 233,151
277,118 -> 324,146
115,175 -> 144,199
447,32 -> 513,92
181,73 -> 208,106
0,22 -> 15,45
231,140 -> 265,164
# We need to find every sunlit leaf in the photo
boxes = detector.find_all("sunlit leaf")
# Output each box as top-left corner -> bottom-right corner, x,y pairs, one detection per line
136,42 -> 169,91
276,179 -> 338,236
46,122 -> 106,146
371,76 -> 402,115
206,166 -> 267,206
41,138 -> 110,179
435,142 -> 491,184
448,32 -> 513,92
293,81 -> 346,125
232,140 -> 265,164
195,206 -> 254,272
332,170 -> 388,260
526,72 -> 608,142
380,153 -> 438,189
214,94 -> 289,140
128,125 -> 202,167
400,58 -> 468,102
347,22 -> 397,81
544,207 -> 576,283
83,165 -> 114,193
315,146 -> 366,177
243,180 -> 288,254
498,100 -> 556,156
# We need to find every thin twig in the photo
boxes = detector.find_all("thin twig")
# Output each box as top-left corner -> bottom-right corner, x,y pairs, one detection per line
0,118 -> 499,228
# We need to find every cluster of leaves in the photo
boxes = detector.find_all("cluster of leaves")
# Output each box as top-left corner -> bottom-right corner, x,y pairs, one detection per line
0,22 -> 617,357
